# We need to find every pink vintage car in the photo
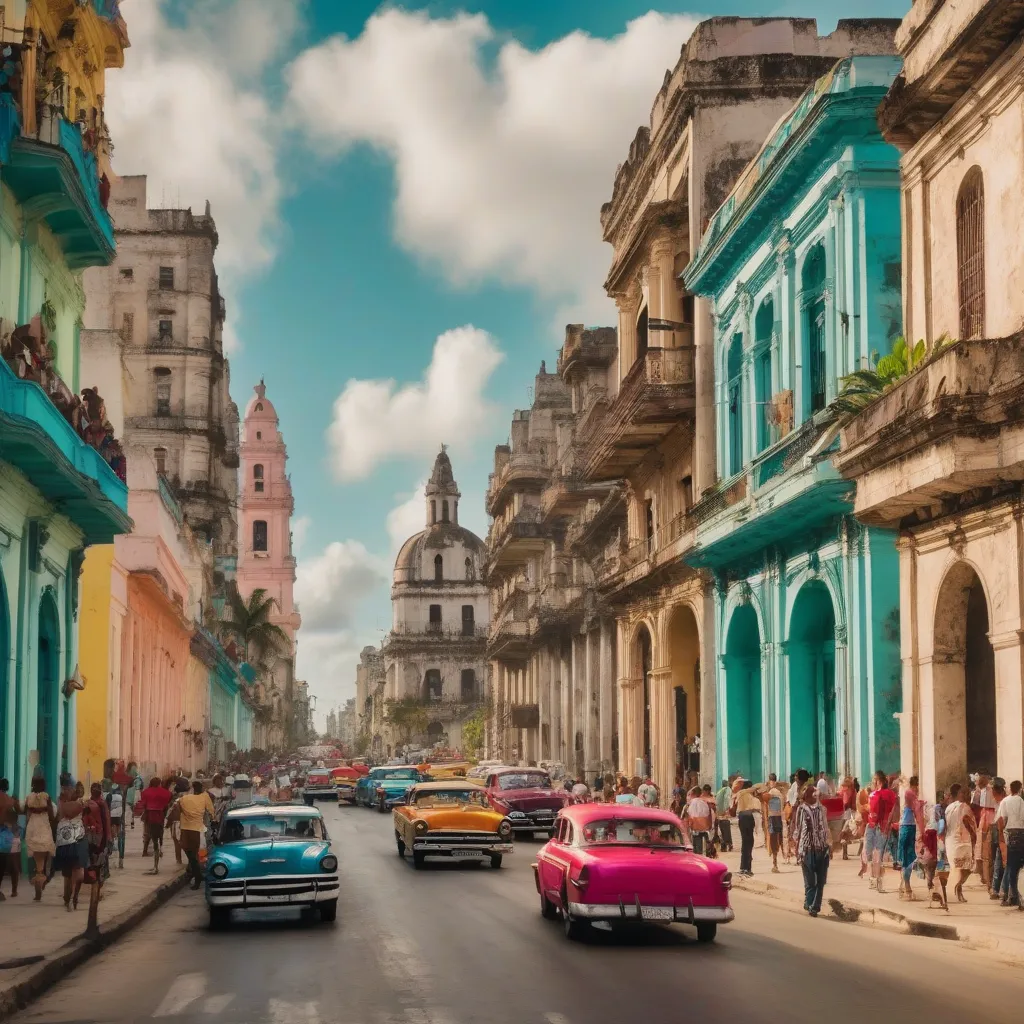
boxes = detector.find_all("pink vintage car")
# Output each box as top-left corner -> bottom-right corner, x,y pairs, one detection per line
532,804 -> 734,942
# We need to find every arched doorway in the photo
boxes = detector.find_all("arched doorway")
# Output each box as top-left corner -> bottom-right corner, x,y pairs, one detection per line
724,604 -> 762,780
636,626 -> 652,776
788,581 -> 837,776
426,721 -> 444,746
37,593 -> 61,787
933,563 -> 996,785
668,604 -> 700,777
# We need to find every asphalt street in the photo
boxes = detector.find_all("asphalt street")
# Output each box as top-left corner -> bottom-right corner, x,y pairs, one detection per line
11,800 -> 1024,1024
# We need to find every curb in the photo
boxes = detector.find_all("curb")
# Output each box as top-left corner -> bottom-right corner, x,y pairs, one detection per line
732,875 -> 1024,963
0,869 -> 188,1022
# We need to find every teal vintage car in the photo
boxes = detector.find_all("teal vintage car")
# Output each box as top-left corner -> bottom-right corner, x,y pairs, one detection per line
205,804 -> 339,928
355,767 -> 424,812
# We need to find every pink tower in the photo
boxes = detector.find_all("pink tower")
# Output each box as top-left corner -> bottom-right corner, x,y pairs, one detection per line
237,382 -> 301,659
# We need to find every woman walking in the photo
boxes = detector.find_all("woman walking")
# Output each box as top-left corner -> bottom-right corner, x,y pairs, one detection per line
945,783 -> 977,903
898,776 -> 924,900
735,780 -> 760,876
53,780 -> 89,911
25,776 -> 56,900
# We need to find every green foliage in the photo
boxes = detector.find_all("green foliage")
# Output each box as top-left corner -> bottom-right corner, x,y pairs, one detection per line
461,705 -> 490,758
217,584 -> 290,669
384,698 -> 429,744
40,299 -> 57,334
353,732 -> 370,756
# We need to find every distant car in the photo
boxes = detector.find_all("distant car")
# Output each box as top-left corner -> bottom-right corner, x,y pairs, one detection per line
205,804 -> 339,928
356,767 -> 423,811
533,805 -> 733,942
482,768 -> 570,837
304,769 -> 337,803
393,781 -> 513,869
331,767 -> 360,803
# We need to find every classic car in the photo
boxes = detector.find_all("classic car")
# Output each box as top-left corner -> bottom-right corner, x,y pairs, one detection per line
393,781 -> 513,868
533,805 -> 733,942
483,767 -> 570,836
303,768 -> 337,803
205,804 -> 339,928
356,766 -> 424,811
331,766 -> 361,803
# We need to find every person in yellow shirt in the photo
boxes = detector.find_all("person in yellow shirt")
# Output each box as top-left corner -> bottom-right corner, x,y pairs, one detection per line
735,781 -> 762,876
171,781 -> 216,889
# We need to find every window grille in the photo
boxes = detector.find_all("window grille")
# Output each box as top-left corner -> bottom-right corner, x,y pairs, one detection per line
159,266 -> 174,290
956,168 -> 985,340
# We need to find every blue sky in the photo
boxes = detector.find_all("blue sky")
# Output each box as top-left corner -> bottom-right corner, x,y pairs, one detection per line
108,0 -> 909,719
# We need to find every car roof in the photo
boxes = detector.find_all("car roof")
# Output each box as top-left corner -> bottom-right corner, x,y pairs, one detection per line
491,766 -> 548,776
224,803 -> 322,819
410,780 -> 486,792
560,804 -> 681,826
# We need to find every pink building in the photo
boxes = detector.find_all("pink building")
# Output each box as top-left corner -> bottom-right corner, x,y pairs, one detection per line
237,383 -> 301,740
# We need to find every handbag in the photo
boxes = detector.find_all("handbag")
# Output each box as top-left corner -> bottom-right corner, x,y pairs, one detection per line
55,816 -> 85,847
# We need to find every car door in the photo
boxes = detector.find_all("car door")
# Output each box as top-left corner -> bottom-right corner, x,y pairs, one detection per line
539,816 -> 567,902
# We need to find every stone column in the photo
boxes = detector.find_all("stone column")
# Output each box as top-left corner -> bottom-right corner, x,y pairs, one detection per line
694,297 -> 716,497
599,619 -> 615,773
649,667 -> 674,798
991,629 -> 1024,785
560,647 -> 571,767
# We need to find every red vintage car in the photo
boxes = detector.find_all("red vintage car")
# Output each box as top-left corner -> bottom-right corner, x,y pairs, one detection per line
482,767 -> 570,837
533,805 -> 734,942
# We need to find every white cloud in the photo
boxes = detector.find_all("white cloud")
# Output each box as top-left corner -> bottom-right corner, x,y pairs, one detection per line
287,8 -> 699,319
295,629 -> 366,717
295,540 -> 388,634
291,515 -> 311,555
387,481 -> 427,553
327,325 -> 503,481
106,0 -> 299,349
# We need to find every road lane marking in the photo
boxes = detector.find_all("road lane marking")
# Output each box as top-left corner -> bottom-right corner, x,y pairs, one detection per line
269,998 -> 320,1023
153,973 -> 207,1017
544,1014 -> 571,1024
202,994 -> 235,1014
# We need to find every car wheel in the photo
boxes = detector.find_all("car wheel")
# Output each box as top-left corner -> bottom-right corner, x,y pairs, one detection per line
696,923 -> 717,943
208,906 -> 231,930
490,854 -> 503,869
319,899 -> 338,923
396,834 -> 406,857
540,889 -> 558,920
561,887 -> 588,941
413,851 -> 426,869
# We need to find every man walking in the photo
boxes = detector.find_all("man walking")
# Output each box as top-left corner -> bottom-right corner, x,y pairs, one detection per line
136,777 -> 173,874
760,775 -> 786,872
715,779 -> 733,852
995,779 -> 1024,909
172,780 -> 216,889
792,783 -> 831,916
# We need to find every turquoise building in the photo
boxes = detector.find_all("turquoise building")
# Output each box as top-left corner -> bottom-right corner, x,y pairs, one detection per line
192,628 -> 256,761
0,11 -> 130,795
684,57 -> 904,784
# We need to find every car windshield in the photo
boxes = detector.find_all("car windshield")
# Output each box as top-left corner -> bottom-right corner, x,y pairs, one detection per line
307,774 -> 330,784
580,819 -> 686,847
497,772 -> 550,791
414,789 -> 489,808
220,815 -> 326,842
374,769 -> 419,781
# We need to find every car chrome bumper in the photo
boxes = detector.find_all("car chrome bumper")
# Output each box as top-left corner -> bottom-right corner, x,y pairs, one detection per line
567,901 -> 734,923
507,817 -> 556,831
206,873 -> 340,907
412,841 -> 514,855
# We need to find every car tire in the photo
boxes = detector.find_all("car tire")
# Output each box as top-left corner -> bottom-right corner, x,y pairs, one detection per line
208,906 -> 231,930
490,854 -> 503,869
696,923 -> 717,943
396,834 -> 406,857
540,889 -> 558,920
561,886 -> 587,941
413,851 -> 426,870
319,899 -> 338,923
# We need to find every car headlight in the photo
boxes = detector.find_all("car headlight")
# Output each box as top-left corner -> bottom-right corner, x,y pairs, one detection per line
210,862 -> 228,879
498,819 -> 512,838
320,855 -> 338,872
507,810 -> 526,818
413,819 -> 429,834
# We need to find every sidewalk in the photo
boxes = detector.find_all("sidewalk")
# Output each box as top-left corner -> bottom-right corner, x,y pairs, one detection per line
719,836 -> 1024,961
0,826 -> 187,1020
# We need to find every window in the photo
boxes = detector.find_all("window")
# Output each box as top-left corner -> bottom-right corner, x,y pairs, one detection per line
461,605 -> 474,636
119,267 -> 133,281
254,464 -> 264,493
460,669 -> 476,699
255,403 -> 263,412
120,311 -> 134,342
441,500 -> 450,523
158,319 -> 172,344
645,499 -> 655,555
428,604 -> 442,632
424,669 -> 442,700
434,553 -> 443,582
681,294 -> 695,326
754,297 -> 774,452
256,431 -> 262,440
680,475 -> 693,513
253,520 -> 268,552
802,244 -> 827,415
465,556 -> 473,581
154,367 -> 171,416
430,500 -> 437,524
727,334 -> 743,475
956,167 -> 985,340
159,266 -> 174,290
636,305 -> 649,362
154,447 -> 167,475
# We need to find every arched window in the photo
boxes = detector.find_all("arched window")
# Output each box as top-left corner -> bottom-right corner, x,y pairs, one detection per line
727,333 -> 744,475
636,305 -> 649,363
430,500 -> 437,525
461,605 -> 474,635
442,500 -> 450,523
802,244 -> 827,415
253,520 -> 268,552
754,297 -> 774,452
956,167 -> 985,340
460,669 -> 476,699
434,553 -> 443,582
154,367 -> 171,417
465,556 -> 473,581
253,464 -> 264,492
255,402 -> 263,412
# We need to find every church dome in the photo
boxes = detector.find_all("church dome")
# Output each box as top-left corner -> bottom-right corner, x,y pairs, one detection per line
244,380 -> 278,421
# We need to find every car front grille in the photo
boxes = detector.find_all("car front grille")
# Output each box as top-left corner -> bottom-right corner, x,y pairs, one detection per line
207,873 -> 339,905
419,831 -> 500,845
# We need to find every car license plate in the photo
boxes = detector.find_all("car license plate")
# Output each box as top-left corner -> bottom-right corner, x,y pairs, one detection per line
450,850 -> 482,858
640,906 -> 673,921
263,894 -> 292,903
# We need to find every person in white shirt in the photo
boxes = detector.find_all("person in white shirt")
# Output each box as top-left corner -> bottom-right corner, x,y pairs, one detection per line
637,777 -> 659,807
995,780 -> 1024,908
815,772 -> 831,798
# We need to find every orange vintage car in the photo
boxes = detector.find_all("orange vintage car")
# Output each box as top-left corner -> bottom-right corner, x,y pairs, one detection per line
393,781 -> 513,870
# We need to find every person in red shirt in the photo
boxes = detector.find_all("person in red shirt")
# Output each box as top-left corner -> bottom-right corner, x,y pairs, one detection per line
136,778 -> 173,874
866,770 -> 897,893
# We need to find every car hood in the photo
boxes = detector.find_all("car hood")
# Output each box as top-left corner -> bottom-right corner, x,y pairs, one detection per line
416,807 -> 505,832
494,787 -> 567,811
210,838 -> 331,877
373,778 -> 419,793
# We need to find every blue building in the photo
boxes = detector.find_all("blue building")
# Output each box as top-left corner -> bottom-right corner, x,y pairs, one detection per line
683,57 -> 904,783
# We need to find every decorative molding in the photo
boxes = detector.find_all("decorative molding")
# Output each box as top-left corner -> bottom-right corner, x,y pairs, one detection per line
948,526 -> 968,559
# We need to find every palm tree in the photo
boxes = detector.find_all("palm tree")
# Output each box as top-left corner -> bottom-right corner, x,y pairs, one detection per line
217,585 -> 290,668
835,335 -> 954,416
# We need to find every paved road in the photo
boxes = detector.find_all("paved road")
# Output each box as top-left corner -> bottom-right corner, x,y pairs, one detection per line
12,801 -> 1024,1024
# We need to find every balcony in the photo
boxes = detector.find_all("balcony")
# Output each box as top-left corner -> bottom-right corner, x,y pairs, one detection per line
0,97 -> 115,269
584,346 -> 696,479
384,624 -> 489,651
485,509 -> 548,574
126,414 -> 213,434
540,470 -> 607,520
486,451 -> 550,516
404,696 -> 485,724
487,618 -> 533,660
0,356 -> 129,543
595,508 -> 699,592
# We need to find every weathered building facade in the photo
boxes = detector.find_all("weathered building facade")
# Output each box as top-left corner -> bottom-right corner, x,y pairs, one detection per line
836,0 -> 1024,794
384,451 -> 489,755
684,54 -> 903,784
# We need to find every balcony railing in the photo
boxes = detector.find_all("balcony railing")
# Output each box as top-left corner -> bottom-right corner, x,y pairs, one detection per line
386,624 -> 489,641
487,451 -> 550,514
